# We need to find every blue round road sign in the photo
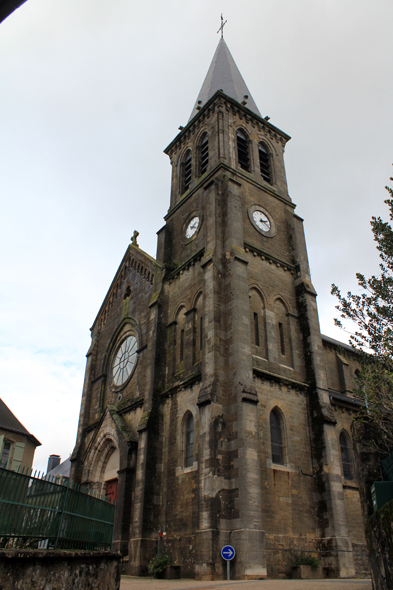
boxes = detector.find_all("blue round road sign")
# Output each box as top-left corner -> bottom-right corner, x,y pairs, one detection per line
221,545 -> 235,561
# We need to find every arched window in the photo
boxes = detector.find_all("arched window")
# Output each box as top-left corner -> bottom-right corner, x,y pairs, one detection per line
185,413 -> 194,467
270,408 -> 284,465
258,142 -> 271,183
249,288 -> 267,359
193,292 -> 203,365
183,150 -> 192,192
174,306 -> 187,374
237,129 -> 250,171
200,133 -> 209,175
339,431 -> 354,480
274,299 -> 293,368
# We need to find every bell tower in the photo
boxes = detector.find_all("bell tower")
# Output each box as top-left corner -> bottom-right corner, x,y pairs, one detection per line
156,35 -> 355,579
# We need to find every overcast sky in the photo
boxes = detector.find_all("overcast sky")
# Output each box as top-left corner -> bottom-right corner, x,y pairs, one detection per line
1,0 -> 392,474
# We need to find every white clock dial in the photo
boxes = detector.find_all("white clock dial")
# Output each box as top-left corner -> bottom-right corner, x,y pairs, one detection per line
252,210 -> 271,232
112,335 -> 138,386
186,216 -> 200,239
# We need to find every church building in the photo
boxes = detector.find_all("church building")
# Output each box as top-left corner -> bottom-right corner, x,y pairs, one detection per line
70,36 -> 369,579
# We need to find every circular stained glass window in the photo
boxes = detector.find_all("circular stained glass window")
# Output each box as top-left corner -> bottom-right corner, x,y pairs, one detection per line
112,335 -> 138,386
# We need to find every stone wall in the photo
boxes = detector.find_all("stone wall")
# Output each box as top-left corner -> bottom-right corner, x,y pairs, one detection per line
352,543 -> 371,579
0,550 -> 121,590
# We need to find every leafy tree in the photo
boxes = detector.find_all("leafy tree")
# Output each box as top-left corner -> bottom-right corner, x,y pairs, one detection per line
331,174 -> 393,453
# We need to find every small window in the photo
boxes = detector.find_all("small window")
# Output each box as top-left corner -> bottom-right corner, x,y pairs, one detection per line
278,323 -> 285,355
340,431 -> 354,480
185,413 -> 194,467
259,142 -> 271,183
172,324 -> 177,377
270,409 -> 284,465
249,288 -> 267,358
200,133 -> 209,175
237,129 -> 250,171
0,441 -> 11,469
180,329 -> 185,362
183,150 -> 192,192
254,312 -> 260,347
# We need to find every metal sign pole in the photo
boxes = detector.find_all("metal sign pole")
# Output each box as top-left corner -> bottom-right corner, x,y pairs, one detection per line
221,544 -> 235,580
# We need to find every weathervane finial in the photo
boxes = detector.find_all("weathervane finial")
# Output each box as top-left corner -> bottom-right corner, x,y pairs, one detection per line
217,14 -> 227,39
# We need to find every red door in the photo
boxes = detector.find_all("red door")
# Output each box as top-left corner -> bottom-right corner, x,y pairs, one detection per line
105,478 -> 118,504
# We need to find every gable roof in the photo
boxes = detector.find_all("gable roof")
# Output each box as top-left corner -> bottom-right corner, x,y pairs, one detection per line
189,37 -> 261,122
47,457 -> 71,479
90,242 -> 159,332
0,398 -> 41,447
322,334 -> 356,354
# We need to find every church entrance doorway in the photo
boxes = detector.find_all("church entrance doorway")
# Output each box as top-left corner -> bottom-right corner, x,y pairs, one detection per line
105,478 -> 118,504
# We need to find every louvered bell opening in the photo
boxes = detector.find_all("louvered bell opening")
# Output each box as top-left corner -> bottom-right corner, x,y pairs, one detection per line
237,131 -> 250,171
259,144 -> 271,183
184,152 -> 192,192
200,136 -> 209,175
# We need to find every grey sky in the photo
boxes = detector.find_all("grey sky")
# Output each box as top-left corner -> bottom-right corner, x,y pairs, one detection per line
1,0 -> 392,473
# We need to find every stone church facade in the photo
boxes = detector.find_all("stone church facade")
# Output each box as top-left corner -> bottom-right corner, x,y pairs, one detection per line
70,38 -> 369,579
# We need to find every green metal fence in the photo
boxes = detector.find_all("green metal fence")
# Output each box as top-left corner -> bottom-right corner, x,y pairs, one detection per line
0,467 -> 115,550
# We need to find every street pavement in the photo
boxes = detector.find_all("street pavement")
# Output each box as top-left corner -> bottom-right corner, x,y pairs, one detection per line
120,577 -> 372,590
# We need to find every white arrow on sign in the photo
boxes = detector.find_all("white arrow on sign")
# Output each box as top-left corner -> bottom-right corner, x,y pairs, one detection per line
221,545 -> 235,560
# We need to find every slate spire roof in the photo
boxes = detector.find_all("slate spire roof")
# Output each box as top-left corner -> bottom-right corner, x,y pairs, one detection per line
189,37 -> 262,122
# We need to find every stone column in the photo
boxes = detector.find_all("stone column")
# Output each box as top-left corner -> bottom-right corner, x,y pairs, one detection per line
128,429 -> 150,575
195,176 -> 226,579
223,176 -> 267,579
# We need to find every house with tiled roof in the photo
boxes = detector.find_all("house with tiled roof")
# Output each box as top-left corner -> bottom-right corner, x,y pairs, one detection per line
0,398 -> 41,472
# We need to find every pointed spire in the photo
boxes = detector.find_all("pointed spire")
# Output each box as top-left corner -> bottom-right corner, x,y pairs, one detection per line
189,37 -> 262,122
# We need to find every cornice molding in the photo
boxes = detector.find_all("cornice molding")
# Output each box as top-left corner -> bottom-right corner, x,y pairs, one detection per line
165,161 -> 294,221
168,248 -> 205,282
253,365 -> 308,390
244,241 -> 296,272
161,371 -> 202,399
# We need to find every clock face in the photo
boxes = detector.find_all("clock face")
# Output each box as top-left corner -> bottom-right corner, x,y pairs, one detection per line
252,210 -> 271,232
185,216 -> 200,239
112,335 -> 138,386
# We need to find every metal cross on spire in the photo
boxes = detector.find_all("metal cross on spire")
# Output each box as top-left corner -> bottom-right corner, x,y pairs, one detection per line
217,14 -> 227,38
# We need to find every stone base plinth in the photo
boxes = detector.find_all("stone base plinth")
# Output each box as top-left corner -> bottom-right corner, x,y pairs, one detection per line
291,565 -> 322,579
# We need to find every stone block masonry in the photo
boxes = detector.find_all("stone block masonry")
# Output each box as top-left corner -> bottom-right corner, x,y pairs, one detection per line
0,550 -> 121,590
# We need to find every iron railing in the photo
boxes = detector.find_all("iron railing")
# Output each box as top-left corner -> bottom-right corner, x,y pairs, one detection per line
0,467 -> 115,550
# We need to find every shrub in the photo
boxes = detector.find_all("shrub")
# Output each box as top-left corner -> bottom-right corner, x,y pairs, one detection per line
290,551 -> 321,570
147,553 -> 174,578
